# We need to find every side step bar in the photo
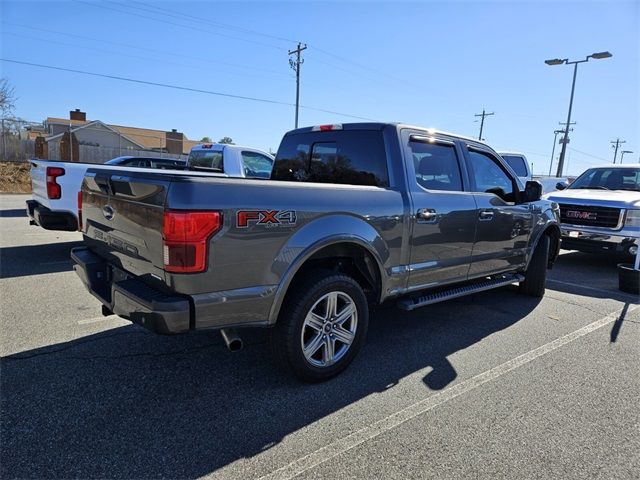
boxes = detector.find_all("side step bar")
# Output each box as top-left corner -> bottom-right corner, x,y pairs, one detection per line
398,274 -> 525,311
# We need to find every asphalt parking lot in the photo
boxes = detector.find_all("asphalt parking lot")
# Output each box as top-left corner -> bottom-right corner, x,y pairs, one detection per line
1,193 -> 639,480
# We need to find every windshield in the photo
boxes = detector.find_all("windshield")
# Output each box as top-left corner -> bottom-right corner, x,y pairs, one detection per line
188,150 -> 223,171
569,167 -> 640,192
500,155 -> 528,177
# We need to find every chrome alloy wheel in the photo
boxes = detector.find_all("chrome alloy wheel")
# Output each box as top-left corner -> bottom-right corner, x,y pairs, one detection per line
300,291 -> 358,367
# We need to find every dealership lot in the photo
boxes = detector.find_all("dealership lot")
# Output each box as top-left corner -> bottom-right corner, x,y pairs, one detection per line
1,193 -> 638,479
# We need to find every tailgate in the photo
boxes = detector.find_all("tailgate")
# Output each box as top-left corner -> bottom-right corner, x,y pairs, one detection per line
82,169 -> 170,280
30,160 -> 50,206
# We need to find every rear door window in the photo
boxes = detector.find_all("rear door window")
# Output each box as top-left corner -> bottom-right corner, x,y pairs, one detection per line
409,141 -> 463,191
272,130 -> 389,187
501,155 -> 528,177
189,150 -> 223,171
241,151 -> 274,179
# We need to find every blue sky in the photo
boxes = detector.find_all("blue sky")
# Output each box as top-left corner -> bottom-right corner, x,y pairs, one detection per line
1,0 -> 638,175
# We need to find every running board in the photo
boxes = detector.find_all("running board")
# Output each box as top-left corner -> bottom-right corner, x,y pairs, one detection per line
398,274 -> 525,311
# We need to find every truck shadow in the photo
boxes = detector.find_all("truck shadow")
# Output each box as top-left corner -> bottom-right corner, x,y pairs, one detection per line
0,241 -> 81,279
0,208 -> 27,218
1,288 -> 539,479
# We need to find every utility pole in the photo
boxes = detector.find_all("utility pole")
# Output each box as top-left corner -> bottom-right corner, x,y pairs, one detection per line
620,150 -> 633,164
549,128 -> 566,176
549,121 -> 576,176
288,42 -> 307,129
474,109 -> 494,140
611,138 -> 626,163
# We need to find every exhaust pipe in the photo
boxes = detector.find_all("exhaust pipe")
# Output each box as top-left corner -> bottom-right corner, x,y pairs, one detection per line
221,328 -> 243,352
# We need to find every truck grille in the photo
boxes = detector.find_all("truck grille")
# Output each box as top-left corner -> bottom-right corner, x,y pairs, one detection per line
559,203 -> 622,228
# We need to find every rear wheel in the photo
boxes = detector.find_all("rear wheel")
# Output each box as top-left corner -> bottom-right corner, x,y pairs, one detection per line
520,235 -> 550,297
270,271 -> 369,382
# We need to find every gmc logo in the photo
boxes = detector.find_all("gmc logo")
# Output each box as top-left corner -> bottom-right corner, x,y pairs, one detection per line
566,210 -> 597,220
237,210 -> 297,228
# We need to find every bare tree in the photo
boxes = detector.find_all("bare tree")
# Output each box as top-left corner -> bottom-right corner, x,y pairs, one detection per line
0,78 -> 16,118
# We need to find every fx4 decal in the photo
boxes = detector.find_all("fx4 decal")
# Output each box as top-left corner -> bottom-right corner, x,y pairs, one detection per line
237,210 -> 297,228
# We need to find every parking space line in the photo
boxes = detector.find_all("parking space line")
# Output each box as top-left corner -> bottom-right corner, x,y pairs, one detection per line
547,278 -> 639,300
77,315 -> 118,325
260,304 -> 640,480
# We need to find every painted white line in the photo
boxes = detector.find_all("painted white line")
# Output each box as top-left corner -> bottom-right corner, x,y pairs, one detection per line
548,278 -> 639,300
41,260 -> 71,266
260,304 -> 640,480
77,315 -> 118,325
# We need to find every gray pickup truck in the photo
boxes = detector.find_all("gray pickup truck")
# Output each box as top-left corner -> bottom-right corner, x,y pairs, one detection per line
72,123 -> 560,381
544,164 -> 640,259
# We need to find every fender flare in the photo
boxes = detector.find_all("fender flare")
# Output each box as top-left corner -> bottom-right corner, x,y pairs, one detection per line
267,216 -> 389,324
525,217 -> 561,270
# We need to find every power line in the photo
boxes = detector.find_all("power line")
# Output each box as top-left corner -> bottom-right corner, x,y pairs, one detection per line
127,0 -> 416,88
127,0 -> 300,44
1,58 -> 378,121
3,30 -> 289,82
72,0 -> 287,52
1,21 -> 291,77
567,147 -> 609,162
305,44 -> 422,90
101,0 -> 420,91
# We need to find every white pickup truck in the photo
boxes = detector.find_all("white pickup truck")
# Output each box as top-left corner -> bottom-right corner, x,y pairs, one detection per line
26,144 -> 274,232
26,156 -> 187,231
544,164 -> 640,259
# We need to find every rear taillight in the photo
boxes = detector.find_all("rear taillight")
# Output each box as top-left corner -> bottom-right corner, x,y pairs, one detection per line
77,190 -> 83,232
162,210 -> 222,273
46,167 -> 65,199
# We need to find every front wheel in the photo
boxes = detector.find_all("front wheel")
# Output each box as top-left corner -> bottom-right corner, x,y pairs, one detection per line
520,234 -> 550,297
269,271 -> 369,382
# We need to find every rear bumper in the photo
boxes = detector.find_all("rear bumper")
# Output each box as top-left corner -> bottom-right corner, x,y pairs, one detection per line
26,200 -> 78,231
71,247 -> 191,334
560,228 -> 637,257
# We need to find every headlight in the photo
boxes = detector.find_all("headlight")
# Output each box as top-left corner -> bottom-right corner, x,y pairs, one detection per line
625,209 -> 640,227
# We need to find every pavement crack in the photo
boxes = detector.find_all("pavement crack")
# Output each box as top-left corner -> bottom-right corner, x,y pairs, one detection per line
545,294 -> 620,317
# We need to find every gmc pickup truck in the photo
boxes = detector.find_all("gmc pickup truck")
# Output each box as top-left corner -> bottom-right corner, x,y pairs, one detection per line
544,164 -> 640,259
72,123 -> 561,381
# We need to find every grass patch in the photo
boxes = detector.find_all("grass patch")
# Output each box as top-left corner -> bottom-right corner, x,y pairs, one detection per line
0,162 -> 31,193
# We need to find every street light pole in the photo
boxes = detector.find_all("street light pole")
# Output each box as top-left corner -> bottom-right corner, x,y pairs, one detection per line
620,150 -> 633,164
544,51 -> 612,177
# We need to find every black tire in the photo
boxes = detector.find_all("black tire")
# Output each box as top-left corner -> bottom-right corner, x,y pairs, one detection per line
520,234 -> 550,297
269,270 -> 369,382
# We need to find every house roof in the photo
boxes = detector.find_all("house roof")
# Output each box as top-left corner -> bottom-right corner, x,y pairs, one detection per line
45,116 -> 196,154
46,117 -> 89,127
45,120 -> 146,149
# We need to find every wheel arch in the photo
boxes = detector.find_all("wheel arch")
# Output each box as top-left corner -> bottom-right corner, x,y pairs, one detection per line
268,234 -> 387,324
526,221 -> 561,270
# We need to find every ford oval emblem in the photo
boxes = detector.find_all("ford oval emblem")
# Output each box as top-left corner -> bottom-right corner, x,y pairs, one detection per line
103,205 -> 115,221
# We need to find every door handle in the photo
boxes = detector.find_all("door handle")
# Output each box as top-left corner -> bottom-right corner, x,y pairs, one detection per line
479,210 -> 494,221
417,208 -> 438,223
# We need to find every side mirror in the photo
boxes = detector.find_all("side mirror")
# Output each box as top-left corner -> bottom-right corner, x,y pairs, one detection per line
524,180 -> 543,202
555,181 -> 568,190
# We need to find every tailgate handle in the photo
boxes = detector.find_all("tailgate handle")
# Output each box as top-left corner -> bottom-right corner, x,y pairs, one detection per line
94,175 -> 114,195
